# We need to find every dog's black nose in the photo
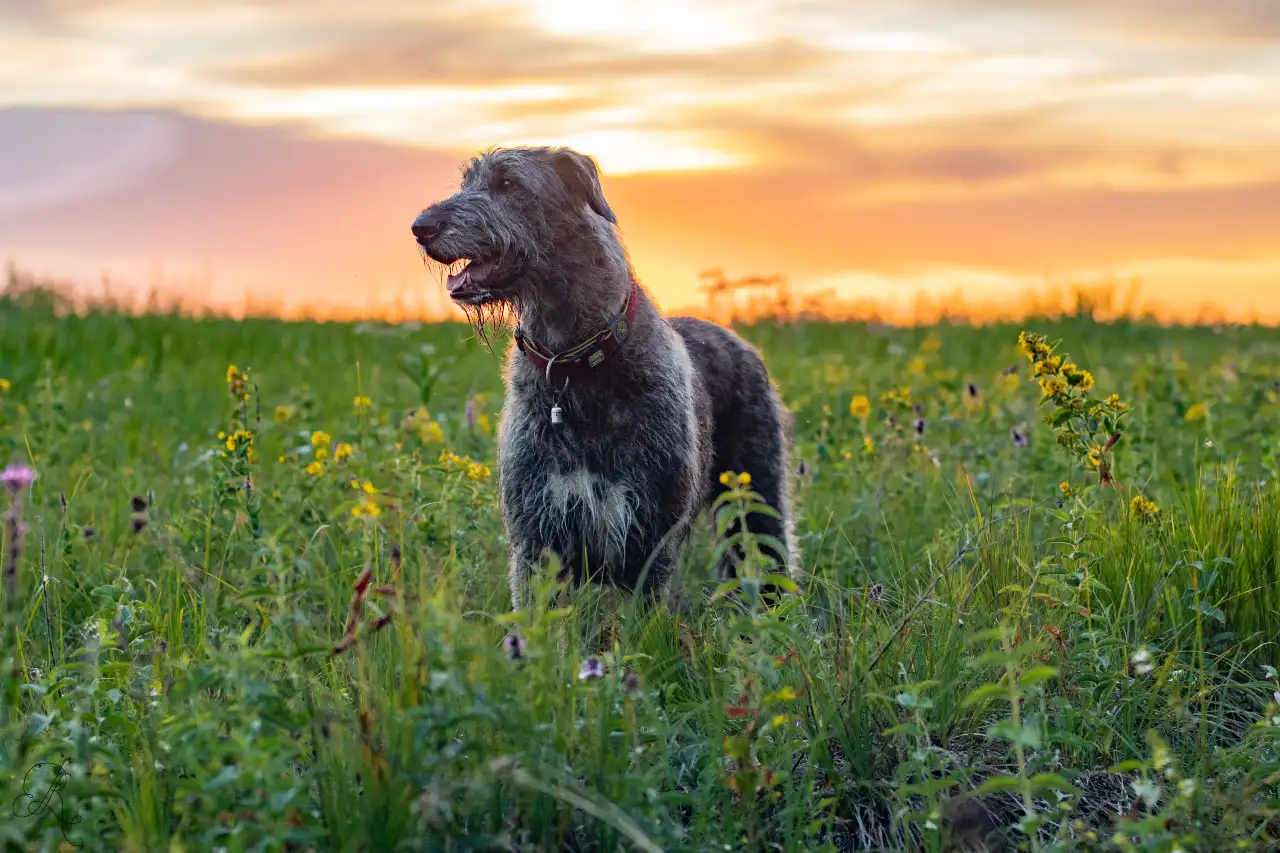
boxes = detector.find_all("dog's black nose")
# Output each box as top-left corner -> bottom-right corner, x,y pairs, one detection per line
411,209 -> 449,243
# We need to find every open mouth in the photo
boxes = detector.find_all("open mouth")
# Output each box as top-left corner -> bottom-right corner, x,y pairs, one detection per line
445,257 -> 503,305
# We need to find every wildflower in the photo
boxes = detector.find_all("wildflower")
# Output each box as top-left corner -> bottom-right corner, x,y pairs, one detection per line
465,396 -> 477,430
965,382 -> 980,401
920,336 -> 942,354
1086,445 -> 1103,467
1033,357 -> 1062,377
1131,646 -> 1154,675
1038,376 -> 1068,397
849,394 -> 871,419
907,357 -> 927,375
1059,481 -> 1073,497
1011,428 -> 1028,448
362,480 -> 376,494
0,378 -> 10,392
862,436 -> 875,454
1130,494 -> 1159,519
273,405 -> 295,423
224,429 -> 254,455
315,446 -> 329,460
1017,330 -> 1052,362
1184,402 -> 1208,422
351,499 -> 381,518
226,365 -> 249,397
503,631 -> 527,661
913,418 -> 925,436
306,461 -> 324,477
719,471 -> 734,486
353,395 -> 372,411
477,413 -> 492,434
622,670 -> 640,695
335,442 -> 353,462
311,430 -> 331,448
868,582 -> 885,602
880,387 -> 911,408
737,472 -> 751,487
578,656 -> 605,681
466,461 -> 491,482
424,421 -> 445,444
2,463 -> 35,495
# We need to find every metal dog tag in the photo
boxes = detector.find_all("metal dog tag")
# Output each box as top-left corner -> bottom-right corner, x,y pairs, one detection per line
550,404 -> 563,425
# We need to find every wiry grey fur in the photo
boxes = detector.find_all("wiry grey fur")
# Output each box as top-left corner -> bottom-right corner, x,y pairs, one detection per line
412,146 -> 799,608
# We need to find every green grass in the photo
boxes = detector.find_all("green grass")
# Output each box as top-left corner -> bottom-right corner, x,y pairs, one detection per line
3,287 -> 1280,852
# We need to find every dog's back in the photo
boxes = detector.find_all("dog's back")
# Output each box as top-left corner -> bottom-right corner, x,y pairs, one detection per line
668,316 -> 800,580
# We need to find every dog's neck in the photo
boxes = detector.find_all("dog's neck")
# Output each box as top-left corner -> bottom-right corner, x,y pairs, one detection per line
516,256 -> 636,354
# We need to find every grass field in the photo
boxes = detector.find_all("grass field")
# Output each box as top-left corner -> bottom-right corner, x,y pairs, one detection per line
3,286 -> 1280,852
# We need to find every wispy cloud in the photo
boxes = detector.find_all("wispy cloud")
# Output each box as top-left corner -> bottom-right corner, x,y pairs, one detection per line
1,0 -> 1277,319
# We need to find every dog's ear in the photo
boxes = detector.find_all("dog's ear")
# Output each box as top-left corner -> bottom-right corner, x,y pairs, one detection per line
551,149 -> 617,225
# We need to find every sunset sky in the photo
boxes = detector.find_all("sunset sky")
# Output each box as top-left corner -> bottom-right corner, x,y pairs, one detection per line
2,0 -> 1279,322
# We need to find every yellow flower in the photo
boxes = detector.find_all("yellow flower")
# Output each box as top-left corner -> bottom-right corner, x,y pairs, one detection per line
352,499 -> 381,518
0,378 -> 10,392
1086,445 -> 1102,468
224,429 -> 254,453
719,471 -> 734,486
311,430 -> 331,447
1185,402 -> 1208,423
362,480 -> 376,494
305,461 -> 324,477
1075,371 -> 1095,391
907,357 -> 927,375
1038,376 -> 1068,397
771,714 -> 788,727
919,336 -> 942,354
335,442 -> 353,461
1034,357 -> 1062,377
1130,494 -> 1160,519
737,472 -> 751,487
466,461 -> 492,482
1105,393 -> 1126,409
1059,481 -> 1073,497
477,413 -> 492,434
849,394 -> 871,419
278,456 -> 286,464
225,364 -> 239,384
998,372 -> 1020,393
273,405 -> 295,423
423,421 -> 445,444
862,436 -> 875,454
353,395 -> 372,411
879,387 -> 911,408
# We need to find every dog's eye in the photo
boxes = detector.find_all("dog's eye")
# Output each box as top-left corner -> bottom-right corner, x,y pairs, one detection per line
499,178 -> 513,191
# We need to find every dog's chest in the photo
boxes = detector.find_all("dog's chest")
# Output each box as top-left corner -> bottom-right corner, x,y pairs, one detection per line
540,467 -> 635,559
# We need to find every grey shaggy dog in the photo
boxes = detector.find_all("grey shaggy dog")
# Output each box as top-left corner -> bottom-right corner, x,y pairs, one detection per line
412,146 -> 799,609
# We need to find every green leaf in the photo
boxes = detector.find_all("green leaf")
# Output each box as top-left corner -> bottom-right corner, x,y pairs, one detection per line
1017,665 -> 1059,686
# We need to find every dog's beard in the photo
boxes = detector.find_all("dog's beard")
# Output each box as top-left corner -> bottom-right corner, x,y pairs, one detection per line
420,250 -> 518,355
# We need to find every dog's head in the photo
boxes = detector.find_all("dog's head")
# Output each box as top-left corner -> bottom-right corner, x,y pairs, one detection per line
411,146 -> 617,308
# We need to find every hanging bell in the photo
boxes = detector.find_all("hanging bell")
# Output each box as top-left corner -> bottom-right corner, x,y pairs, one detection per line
550,404 -> 563,425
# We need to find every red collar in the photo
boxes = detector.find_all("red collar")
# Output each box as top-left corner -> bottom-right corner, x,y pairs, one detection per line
515,282 -> 639,381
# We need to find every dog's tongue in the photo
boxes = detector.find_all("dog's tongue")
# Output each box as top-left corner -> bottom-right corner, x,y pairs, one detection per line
447,260 -> 493,295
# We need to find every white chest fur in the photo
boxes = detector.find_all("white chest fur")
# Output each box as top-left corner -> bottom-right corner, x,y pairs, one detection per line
542,468 -> 635,562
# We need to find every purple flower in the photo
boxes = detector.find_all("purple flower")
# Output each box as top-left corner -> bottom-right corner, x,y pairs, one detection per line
465,396 -> 477,430
2,463 -> 35,495
622,670 -> 640,695
868,582 -> 885,603
1011,428 -> 1028,448
578,656 -> 605,681
914,418 -> 925,435
502,631 -> 527,661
